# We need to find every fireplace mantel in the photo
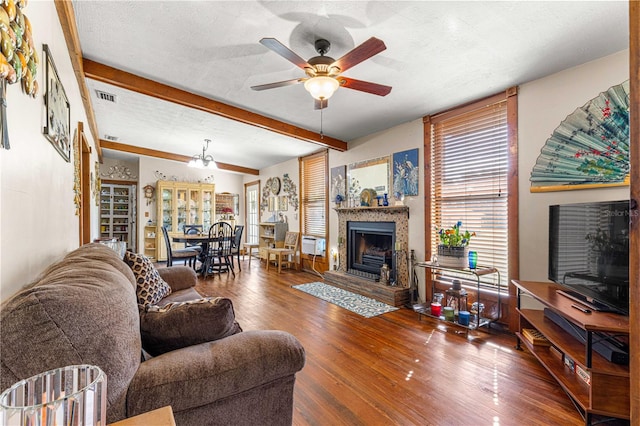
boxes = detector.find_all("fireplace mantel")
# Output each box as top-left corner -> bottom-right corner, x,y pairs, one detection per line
332,205 -> 410,283
326,205 -> 410,305
334,205 -> 409,216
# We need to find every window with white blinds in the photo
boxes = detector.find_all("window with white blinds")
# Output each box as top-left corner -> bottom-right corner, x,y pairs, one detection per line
430,100 -> 509,287
300,151 -> 328,238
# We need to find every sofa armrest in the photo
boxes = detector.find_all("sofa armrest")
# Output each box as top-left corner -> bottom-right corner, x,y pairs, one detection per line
156,266 -> 197,292
126,330 -> 305,416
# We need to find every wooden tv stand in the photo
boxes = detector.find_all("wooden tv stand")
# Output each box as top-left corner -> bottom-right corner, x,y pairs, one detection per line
512,280 -> 629,425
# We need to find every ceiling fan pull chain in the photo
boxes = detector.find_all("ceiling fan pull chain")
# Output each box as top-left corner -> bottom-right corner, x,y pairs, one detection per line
320,105 -> 324,139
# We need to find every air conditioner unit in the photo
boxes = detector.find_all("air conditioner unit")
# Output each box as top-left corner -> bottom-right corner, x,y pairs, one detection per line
301,236 -> 326,256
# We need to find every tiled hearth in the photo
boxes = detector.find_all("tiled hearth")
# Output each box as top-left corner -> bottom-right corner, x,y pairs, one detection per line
324,206 -> 410,307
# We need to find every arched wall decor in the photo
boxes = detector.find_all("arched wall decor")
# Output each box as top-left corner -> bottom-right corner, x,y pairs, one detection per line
101,164 -> 138,180
530,80 -> 630,192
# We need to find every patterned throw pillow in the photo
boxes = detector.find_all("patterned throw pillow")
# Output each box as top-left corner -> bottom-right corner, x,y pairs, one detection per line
123,252 -> 172,307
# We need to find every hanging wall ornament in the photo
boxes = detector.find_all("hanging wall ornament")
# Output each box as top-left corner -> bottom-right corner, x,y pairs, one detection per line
0,0 -> 38,150
282,173 -> 299,211
1,79 -> 8,149
0,0 -> 39,94
530,80 -> 630,192
73,128 -> 81,215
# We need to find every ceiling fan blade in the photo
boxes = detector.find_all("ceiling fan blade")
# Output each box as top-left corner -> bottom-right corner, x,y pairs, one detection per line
332,37 -> 387,72
259,38 -> 311,69
338,77 -> 392,96
251,78 -> 306,91
314,99 -> 328,110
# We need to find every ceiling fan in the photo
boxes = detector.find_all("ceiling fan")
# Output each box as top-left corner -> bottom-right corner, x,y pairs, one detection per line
251,37 -> 392,109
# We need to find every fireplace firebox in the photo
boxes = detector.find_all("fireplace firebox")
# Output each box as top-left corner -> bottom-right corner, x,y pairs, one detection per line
347,221 -> 395,281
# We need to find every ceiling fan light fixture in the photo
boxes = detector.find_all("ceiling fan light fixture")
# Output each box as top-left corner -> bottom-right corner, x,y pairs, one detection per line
304,76 -> 339,100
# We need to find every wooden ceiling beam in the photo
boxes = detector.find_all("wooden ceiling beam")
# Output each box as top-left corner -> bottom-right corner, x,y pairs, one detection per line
100,140 -> 259,175
83,59 -> 348,152
54,0 -> 102,160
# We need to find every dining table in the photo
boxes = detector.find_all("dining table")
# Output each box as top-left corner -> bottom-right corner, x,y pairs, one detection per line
172,233 -> 234,276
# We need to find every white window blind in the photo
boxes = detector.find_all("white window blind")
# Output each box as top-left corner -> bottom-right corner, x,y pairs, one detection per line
431,101 -> 508,287
301,151 -> 328,237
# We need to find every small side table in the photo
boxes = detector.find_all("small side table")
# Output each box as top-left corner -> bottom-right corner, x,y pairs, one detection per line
109,406 -> 175,426
243,243 -> 260,266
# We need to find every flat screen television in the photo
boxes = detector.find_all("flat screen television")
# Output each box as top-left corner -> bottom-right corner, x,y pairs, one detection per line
548,200 -> 629,315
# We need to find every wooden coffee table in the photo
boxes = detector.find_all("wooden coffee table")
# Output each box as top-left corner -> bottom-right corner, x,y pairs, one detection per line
109,406 -> 175,426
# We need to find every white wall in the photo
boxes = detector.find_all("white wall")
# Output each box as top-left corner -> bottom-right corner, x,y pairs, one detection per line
329,119 -> 425,295
0,1 -> 99,300
252,158 -> 300,231
518,49 -> 629,283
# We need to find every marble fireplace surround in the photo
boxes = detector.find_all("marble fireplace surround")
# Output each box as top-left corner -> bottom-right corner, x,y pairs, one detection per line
324,206 -> 410,306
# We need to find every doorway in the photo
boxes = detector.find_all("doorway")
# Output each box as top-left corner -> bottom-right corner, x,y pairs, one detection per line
244,180 -> 260,245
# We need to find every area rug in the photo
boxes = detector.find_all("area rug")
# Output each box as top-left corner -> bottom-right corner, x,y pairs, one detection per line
292,282 -> 399,318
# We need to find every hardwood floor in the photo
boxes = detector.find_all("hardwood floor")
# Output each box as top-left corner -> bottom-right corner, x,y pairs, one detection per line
194,259 -> 585,426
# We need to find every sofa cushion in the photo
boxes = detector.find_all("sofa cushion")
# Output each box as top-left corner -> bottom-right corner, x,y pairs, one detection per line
140,297 -> 242,356
124,252 -> 172,307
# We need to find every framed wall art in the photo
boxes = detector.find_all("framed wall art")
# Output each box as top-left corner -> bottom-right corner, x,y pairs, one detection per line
330,165 -> 346,203
278,195 -> 288,211
392,148 -> 419,197
530,80 -> 629,192
43,44 -> 71,162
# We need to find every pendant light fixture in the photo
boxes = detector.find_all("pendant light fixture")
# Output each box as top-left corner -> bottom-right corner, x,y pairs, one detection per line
188,139 -> 217,169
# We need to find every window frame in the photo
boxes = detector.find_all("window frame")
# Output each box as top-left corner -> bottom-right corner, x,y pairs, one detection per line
424,88 -> 519,329
299,150 -> 329,239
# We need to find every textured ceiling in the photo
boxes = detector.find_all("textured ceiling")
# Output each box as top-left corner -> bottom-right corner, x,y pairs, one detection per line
72,1 -> 630,171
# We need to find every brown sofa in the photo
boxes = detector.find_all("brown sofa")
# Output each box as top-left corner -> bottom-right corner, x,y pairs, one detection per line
0,243 -> 305,425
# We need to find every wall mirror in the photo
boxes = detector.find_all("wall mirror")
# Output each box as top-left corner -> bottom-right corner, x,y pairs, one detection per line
347,156 -> 390,197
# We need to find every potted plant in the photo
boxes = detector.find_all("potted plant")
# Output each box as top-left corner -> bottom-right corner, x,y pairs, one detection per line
436,221 -> 475,268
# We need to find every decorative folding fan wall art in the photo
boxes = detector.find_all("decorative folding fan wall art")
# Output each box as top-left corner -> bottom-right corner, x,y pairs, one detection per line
530,80 -> 629,192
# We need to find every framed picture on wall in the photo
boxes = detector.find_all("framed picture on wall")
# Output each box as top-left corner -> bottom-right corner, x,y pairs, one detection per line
43,44 -> 71,162
278,195 -> 288,211
330,165 -> 346,203
392,148 -> 419,197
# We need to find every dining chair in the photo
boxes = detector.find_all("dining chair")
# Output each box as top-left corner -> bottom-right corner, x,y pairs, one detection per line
201,222 -> 235,279
266,231 -> 299,273
161,226 -> 199,269
183,224 -> 204,254
230,225 -> 244,271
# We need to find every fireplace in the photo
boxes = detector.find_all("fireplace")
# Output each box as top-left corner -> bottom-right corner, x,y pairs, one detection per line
324,205 -> 410,307
347,221 -> 395,281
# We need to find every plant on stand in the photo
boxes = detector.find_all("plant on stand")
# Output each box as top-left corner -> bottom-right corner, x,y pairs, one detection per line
435,221 -> 475,268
